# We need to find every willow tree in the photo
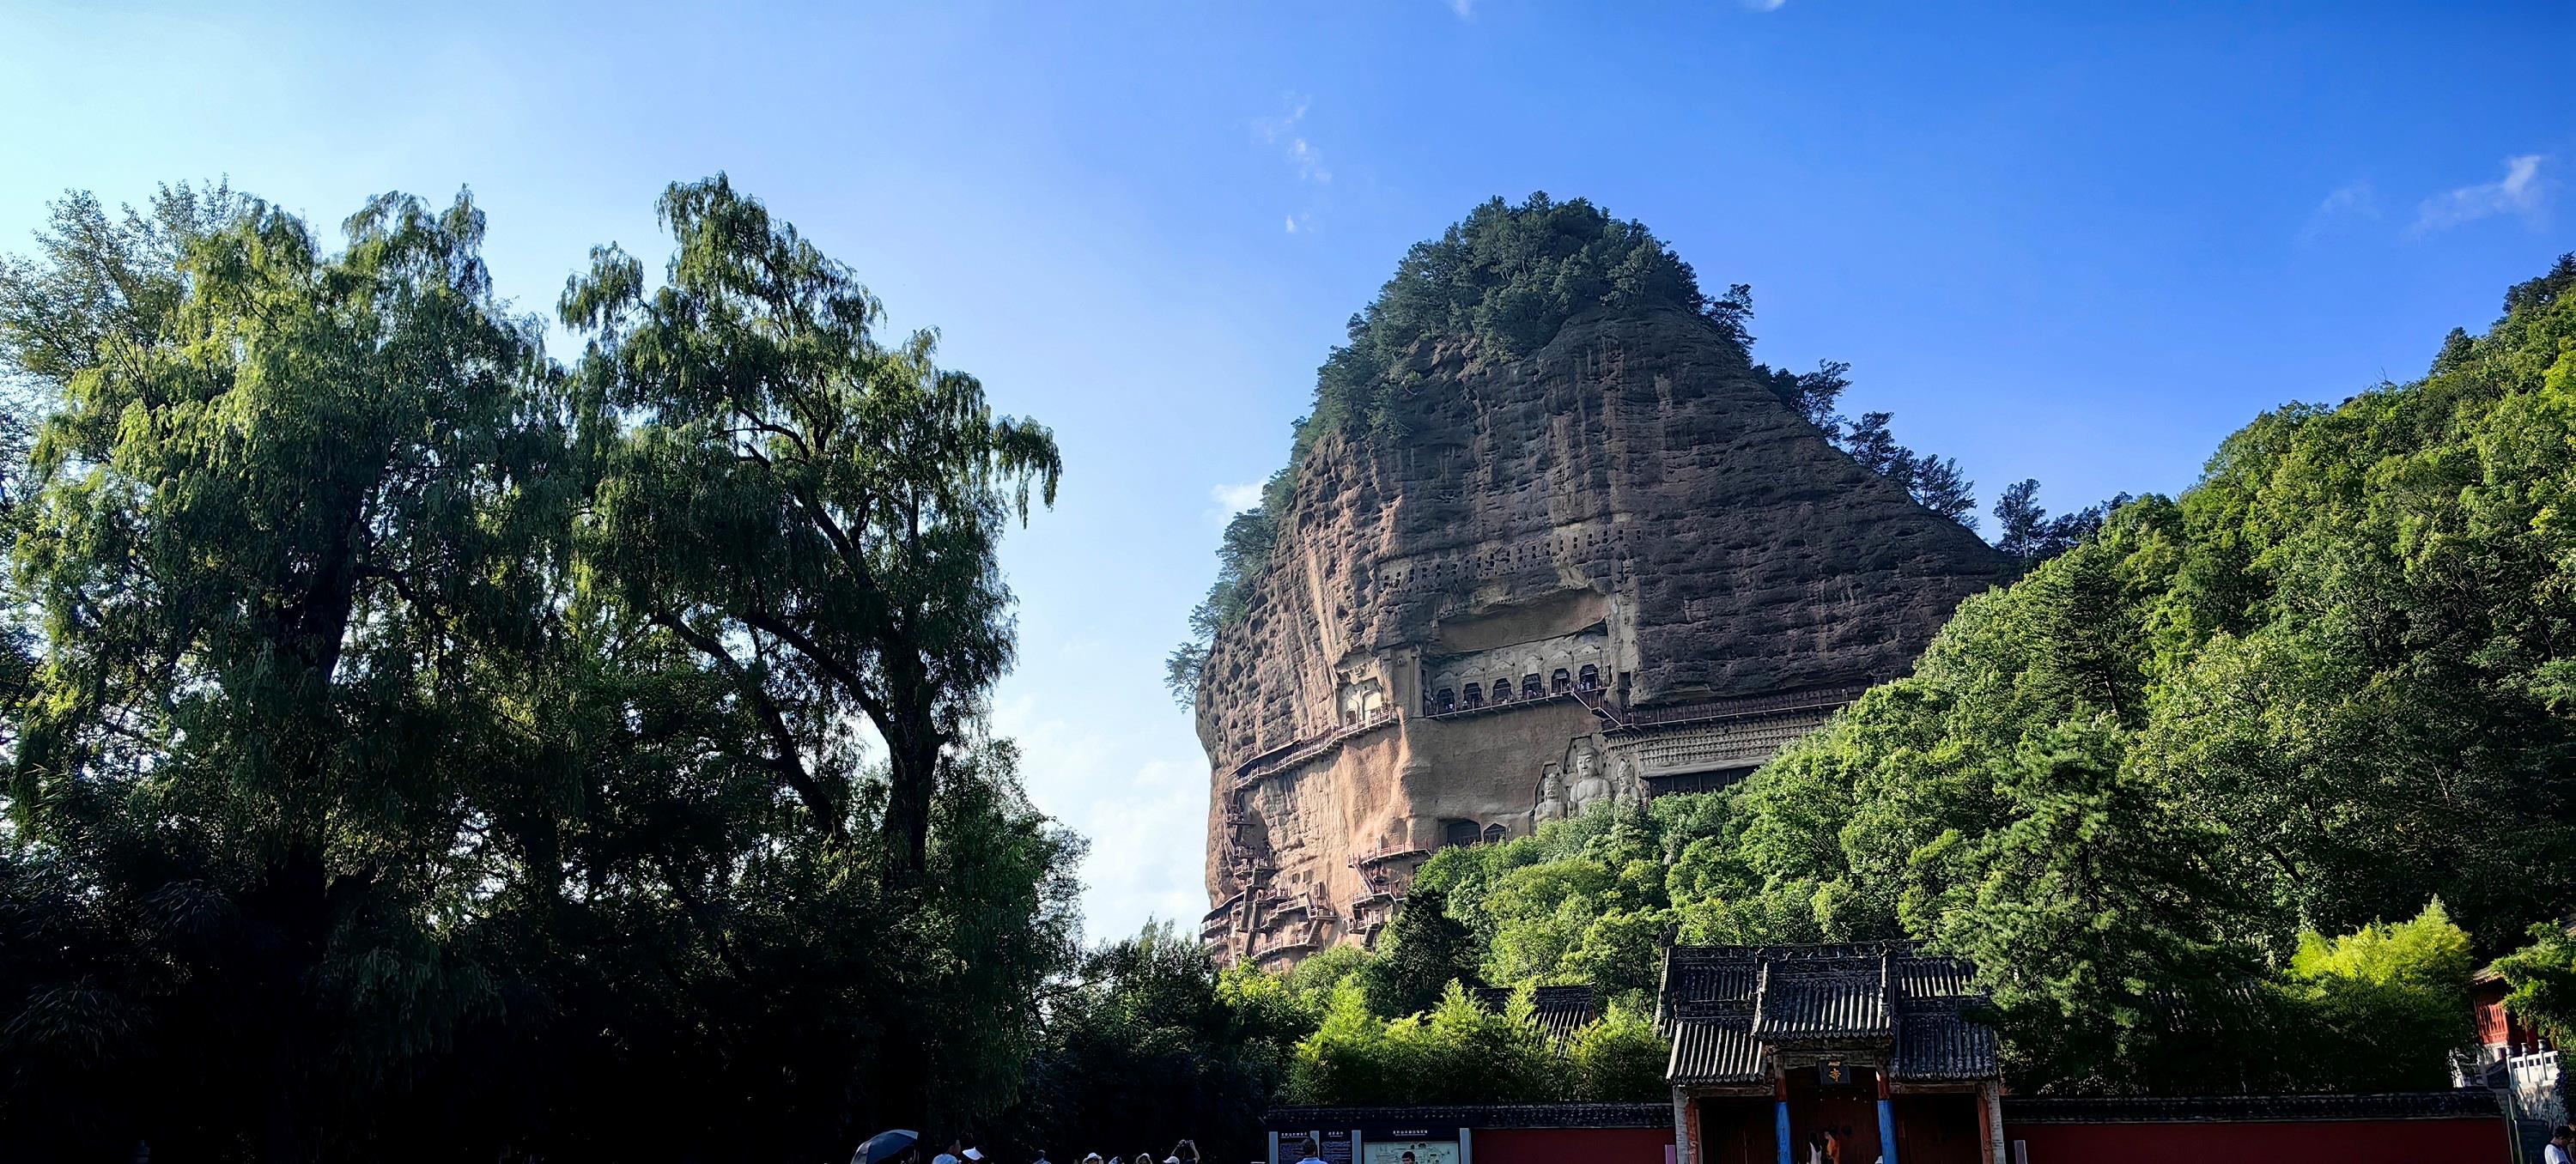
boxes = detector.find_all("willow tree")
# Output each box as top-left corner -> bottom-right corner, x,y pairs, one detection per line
3,187 -> 576,1159
561,175 -> 1059,876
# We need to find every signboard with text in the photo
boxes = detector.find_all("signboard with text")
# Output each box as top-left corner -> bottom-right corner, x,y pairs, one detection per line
1273,1128 -> 1360,1164
1361,1137 -> 1460,1164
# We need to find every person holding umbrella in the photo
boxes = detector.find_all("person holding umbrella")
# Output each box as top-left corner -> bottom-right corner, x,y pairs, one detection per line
853,1131 -> 920,1164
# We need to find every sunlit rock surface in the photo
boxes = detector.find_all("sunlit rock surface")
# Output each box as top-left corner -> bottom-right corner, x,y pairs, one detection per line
1196,305 -> 2013,967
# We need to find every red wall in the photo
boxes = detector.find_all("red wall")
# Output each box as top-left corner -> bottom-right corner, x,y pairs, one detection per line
2008,1117 -> 2506,1164
1474,1126 -> 1672,1164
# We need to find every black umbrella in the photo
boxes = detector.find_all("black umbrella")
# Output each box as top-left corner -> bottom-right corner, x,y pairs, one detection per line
854,1130 -> 920,1164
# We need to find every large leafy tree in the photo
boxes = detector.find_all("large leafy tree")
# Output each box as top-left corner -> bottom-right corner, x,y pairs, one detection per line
0,179 -> 1084,1162
556,174 -> 1072,1143
3,186 -> 576,1159
562,174 -> 1060,876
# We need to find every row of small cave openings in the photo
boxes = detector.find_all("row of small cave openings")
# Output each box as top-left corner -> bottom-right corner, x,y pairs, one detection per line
1428,664 -> 1600,714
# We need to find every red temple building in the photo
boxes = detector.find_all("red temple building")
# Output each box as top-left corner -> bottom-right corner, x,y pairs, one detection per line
1659,943 -> 1998,1164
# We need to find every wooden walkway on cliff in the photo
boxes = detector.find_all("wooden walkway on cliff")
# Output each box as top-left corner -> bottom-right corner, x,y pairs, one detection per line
1227,681 -> 1876,794
1228,707 -> 1398,790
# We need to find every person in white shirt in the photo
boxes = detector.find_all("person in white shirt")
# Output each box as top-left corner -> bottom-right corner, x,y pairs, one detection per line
2547,1125 -> 2573,1164
1293,1141 -> 1326,1164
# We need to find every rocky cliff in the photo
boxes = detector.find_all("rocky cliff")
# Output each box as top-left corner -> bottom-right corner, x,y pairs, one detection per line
1194,291 -> 2014,968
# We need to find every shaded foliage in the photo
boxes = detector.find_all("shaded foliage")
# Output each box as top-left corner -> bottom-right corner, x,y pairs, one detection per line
1000,925 -> 1302,1164
2495,922 -> 2576,1044
1361,887 -> 1484,1018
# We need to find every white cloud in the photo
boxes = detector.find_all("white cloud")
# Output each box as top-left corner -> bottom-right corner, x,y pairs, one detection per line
1447,0 -> 1474,17
1209,480 -> 1269,525
2414,155 -> 2550,233
994,694 -> 1208,943
1284,212 -> 1314,234
1288,137 -> 1330,184
1253,96 -> 1309,147
1743,0 -> 1788,10
1255,96 -> 1329,185
2299,180 -> 2380,242
1212,482 -> 1265,513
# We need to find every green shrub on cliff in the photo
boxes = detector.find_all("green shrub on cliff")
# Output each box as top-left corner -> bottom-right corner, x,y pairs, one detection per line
1308,192 -> 1745,445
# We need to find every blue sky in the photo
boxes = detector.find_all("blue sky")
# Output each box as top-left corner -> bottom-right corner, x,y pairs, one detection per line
3,0 -> 2569,941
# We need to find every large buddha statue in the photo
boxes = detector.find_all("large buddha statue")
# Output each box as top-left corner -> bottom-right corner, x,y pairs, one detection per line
1566,738 -> 1613,815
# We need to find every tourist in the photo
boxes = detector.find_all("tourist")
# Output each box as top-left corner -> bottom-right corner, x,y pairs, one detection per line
1294,1140 -> 1326,1164
1170,1139 -> 1199,1164
2548,1125 -> 2573,1164
934,1139 -> 963,1164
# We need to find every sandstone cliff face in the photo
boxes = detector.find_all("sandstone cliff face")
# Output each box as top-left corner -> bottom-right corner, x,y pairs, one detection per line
1195,305 -> 2013,965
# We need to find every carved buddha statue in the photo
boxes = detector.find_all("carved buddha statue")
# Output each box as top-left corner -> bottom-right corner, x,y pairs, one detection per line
1566,738 -> 1613,815
1533,763 -> 1568,825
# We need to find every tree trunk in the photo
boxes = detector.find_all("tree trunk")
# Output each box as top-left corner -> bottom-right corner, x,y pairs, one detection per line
880,687 -> 939,878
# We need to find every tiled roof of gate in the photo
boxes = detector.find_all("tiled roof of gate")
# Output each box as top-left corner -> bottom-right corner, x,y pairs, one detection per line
1888,1009 -> 1998,1082
1660,943 -> 1996,1085
1668,1011 -> 1769,1085
1473,985 -> 1600,1043
1749,957 -> 1889,1040
1662,953 -> 1759,1012
1892,955 -> 1973,997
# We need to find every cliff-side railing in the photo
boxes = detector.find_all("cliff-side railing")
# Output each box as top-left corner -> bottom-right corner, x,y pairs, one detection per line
1229,707 -> 1399,789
